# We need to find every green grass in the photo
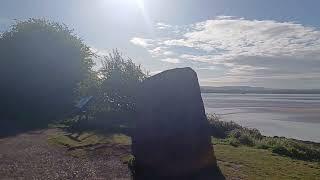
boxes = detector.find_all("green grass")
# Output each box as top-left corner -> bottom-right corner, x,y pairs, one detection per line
215,144 -> 320,180
48,130 -> 131,148
48,130 -> 132,161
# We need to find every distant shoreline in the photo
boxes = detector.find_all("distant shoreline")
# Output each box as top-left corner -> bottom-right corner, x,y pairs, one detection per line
201,86 -> 320,94
202,92 -> 320,94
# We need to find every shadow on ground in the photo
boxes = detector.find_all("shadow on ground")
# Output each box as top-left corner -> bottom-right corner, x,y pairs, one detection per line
131,163 -> 225,180
0,120 -> 49,138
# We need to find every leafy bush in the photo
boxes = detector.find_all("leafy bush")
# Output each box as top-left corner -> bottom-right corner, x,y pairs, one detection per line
207,114 -> 242,138
96,49 -> 147,112
208,114 -> 320,162
256,144 -> 269,150
0,19 -> 94,132
272,146 -> 291,156
228,138 -> 240,147
75,50 -> 148,130
208,114 -> 262,140
238,134 -> 254,146
228,129 -> 254,146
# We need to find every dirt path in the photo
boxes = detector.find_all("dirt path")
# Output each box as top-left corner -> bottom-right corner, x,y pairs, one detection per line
0,129 -> 131,180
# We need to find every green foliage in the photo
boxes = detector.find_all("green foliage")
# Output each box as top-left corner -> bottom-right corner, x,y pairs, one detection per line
207,114 -> 242,138
48,131 -> 131,148
268,140 -> 320,161
78,50 -> 148,129
239,135 -> 253,146
215,144 -> 320,179
272,145 -> 291,156
128,156 -> 137,176
208,114 -> 320,162
256,144 -> 269,150
228,138 -> 240,147
0,18 -> 94,129
97,49 -> 147,111
208,113 -> 262,139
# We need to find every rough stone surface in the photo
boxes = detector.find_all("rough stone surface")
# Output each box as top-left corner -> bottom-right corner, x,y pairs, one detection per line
132,67 -> 222,179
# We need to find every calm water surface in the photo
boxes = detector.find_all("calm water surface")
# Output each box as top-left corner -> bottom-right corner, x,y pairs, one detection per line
202,93 -> 320,142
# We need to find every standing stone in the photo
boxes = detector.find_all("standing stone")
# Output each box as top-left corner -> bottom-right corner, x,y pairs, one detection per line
132,67 -> 223,179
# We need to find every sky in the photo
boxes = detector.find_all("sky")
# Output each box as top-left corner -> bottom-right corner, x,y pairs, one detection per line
1,0 -> 320,89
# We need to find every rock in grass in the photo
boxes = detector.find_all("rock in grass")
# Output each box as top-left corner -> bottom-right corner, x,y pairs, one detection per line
132,67 -> 223,179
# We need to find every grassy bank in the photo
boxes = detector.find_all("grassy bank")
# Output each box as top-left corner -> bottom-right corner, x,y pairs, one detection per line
208,114 -> 320,162
215,144 -> 320,179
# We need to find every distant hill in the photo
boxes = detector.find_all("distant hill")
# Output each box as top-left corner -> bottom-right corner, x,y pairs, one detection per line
200,86 -> 320,94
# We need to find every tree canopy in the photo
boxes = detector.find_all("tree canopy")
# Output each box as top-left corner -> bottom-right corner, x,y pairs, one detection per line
82,50 -> 148,123
0,19 -> 94,126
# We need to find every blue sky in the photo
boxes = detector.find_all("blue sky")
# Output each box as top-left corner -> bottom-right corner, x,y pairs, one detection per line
1,0 -> 320,88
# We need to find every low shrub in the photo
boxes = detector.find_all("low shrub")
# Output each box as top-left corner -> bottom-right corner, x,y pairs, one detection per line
272,146 -> 290,156
207,114 -> 262,140
238,134 -> 254,146
228,138 -> 240,147
207,114 -> 242,138
207,113 -> 320,162
256,144 -> 270,149
228,129 -> 255,146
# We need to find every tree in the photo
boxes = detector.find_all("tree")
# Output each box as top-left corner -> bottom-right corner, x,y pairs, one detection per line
99,50 -> 147,111
0,18 -> 94,128
84,50 -> 148,125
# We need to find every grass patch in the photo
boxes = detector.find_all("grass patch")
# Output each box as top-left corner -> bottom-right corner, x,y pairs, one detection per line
67,149 -> 87,158
48,130 -> 131,149
121,154 -> 134,164
215,144 -> 320,180
48,132 -> 80,147
109,134 -> 131,145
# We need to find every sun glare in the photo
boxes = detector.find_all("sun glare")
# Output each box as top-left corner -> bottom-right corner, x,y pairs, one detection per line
99,0 -> 151,28
109,0 -> 145,11
135,0 -> 145,11
101,0 -> 147,17
115,0 -> 152,31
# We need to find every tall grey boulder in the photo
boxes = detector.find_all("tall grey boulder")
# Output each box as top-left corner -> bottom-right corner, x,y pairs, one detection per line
132,67 -> 223,179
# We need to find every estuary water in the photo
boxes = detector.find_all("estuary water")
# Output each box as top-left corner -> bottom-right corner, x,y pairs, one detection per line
202,93 -> 320,142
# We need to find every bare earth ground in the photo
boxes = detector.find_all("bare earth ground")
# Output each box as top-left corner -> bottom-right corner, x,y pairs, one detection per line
0,129 -> 131,180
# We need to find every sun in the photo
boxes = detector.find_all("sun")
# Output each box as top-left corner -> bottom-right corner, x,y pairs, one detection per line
112,0 -> 145,11
100,0 -> 151,29
135,0 -> 145,11
116,0 -> 150,26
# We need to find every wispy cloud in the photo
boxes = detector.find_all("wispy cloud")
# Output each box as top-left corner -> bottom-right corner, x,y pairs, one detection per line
156,22 -> 172,30
180,17 -> 320,59
130,37 -> 153,48
130,16 -> 320,87
161,58 -> 180,64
